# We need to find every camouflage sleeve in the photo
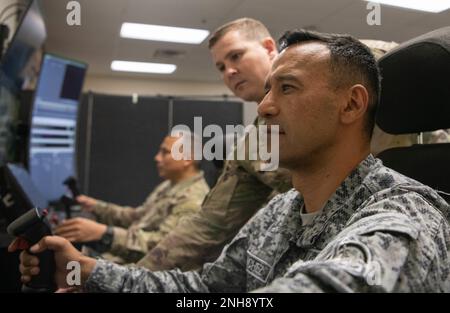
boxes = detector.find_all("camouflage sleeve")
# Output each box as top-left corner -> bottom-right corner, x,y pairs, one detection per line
84,231 -> 249,293
91,182 -> 169,227
109,200 -> 203,263
253,212 -> 423,293
92,189 -> 161,228
83,226 -> 248,292
137,161 -> 274,271
84,258 -> 209,293
83,202 -> 269,293
92,201 -> 139,228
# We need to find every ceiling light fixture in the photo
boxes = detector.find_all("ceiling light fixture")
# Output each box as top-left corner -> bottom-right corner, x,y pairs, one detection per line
111,60 -> 176,74
364,0 -> 450,13
120,23 -> 210,44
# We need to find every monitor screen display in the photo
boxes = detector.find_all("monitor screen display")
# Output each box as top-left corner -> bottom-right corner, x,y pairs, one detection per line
28,54 -> 87,202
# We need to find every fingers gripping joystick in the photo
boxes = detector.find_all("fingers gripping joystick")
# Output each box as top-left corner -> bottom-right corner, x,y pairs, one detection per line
7,208 -> 56,293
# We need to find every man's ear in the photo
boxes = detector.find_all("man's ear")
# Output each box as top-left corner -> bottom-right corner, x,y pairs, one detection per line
262,37 -> 278,60
340,84 -> 369,126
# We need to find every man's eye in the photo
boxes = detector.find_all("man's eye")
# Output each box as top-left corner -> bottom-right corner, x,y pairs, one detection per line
264,86 -> 271,94
230,52 -> 242,61
217,65 -> 225,72
281,84 -> 294,93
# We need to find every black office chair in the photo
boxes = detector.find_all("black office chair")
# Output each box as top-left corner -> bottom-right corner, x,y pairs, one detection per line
376,26 -> 450,203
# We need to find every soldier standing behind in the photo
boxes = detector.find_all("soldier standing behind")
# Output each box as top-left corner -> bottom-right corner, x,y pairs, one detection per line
136,18 -> 292,271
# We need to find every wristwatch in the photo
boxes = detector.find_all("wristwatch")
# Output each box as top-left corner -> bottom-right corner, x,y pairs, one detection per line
99,225 -> 114,250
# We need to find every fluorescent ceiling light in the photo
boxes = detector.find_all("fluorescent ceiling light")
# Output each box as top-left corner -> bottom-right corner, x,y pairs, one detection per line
365,0 -> 450,13
120,23 -> 210,44
111,60 -> 176,74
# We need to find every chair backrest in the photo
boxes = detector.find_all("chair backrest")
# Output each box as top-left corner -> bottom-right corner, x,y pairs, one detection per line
376,26 -> 450,201
378,145 -> 450,202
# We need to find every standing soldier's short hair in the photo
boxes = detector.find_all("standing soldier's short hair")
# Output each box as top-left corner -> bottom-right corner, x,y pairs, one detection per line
208,17 -> 272,49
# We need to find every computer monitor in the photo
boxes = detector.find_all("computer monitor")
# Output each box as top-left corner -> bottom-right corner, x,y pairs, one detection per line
0,0 -> 46,92
28,53 -> 87,202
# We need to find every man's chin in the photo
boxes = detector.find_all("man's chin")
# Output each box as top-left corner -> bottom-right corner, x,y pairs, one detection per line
278,153 -> 297,170
235,89 -> 258,102
278,159 -> 289,169
235,90 -> 248,100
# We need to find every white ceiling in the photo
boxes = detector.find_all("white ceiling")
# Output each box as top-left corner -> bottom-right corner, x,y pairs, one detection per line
38,0 -> 450,83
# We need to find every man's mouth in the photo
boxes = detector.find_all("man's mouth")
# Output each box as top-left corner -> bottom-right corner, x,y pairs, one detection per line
234,80 -> 246,90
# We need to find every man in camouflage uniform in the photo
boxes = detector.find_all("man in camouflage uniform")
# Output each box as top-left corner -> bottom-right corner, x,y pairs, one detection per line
13,30 -> 450,292
136,18 -> 292,271
53,135 -> 210,263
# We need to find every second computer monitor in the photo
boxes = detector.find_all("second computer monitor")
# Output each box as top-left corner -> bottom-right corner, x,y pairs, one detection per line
28,53 -> 87,202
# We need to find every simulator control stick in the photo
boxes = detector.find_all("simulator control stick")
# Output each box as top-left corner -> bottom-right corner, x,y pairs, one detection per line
63,177 -> 80,198
7,208 -> 56,293
60,177 -> 81,219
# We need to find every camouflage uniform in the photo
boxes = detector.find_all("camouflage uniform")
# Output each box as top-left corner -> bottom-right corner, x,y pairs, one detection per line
90,172 -> 210,263
137,117 -> 292,271
84,155 -> 450,292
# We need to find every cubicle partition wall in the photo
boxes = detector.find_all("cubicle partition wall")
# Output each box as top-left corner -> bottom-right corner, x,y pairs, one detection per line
77,93 -> 243,207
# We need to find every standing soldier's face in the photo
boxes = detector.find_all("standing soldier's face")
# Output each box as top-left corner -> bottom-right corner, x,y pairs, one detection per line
210,30 -> 276,102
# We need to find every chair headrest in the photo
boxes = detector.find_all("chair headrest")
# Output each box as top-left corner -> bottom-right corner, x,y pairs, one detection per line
377,27 -> 450,134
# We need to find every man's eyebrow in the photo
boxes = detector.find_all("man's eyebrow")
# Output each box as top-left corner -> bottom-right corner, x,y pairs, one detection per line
274,73 -> 302,85
265,70 -> 303,90
215,49 -> 245,67
224,48 -> 245,61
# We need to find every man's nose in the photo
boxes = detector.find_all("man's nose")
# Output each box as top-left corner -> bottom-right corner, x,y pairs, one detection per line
258,91 -> 279,118
224,66 -> 238,79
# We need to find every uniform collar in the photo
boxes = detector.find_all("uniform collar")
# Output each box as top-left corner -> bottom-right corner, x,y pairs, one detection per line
291,154 -> 380,248
166,171 -> 205,195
